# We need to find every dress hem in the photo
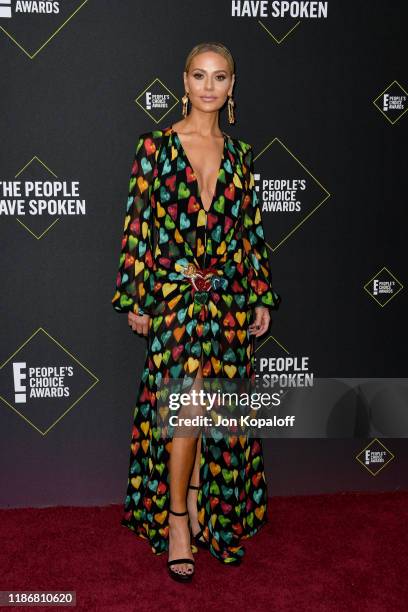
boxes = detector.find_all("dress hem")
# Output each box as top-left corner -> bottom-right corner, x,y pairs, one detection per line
120,512 -> 269,562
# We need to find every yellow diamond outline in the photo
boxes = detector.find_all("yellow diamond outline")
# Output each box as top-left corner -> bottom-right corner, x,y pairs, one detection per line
254,335 -> 291,402
355,437 -> 395,477
255,334 -> 290,355
0,0 -> 89,60
12,155 -> 64,239
254,137 -> 331,252
257,19 -> 301,44
363,265 -> 404,308
0,327 -> 99,436
135,77 -> 179,123
373,80 -> 408,125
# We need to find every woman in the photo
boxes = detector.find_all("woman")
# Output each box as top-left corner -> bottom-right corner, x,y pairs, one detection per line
111,42 -> 281,582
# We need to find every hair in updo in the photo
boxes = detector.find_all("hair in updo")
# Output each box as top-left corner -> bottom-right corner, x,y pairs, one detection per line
184,42 -> 235,75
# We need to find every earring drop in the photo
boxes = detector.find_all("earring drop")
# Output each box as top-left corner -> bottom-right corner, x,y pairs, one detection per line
227,95 -> 235,124
182,92 -> 189,118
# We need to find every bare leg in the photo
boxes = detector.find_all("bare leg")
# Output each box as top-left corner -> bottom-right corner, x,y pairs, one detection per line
187,433 -> 202,537
187,362 -> 205,539
168,362 -> 205,575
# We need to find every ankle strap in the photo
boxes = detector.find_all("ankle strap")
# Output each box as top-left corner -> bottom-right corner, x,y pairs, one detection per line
169,508 -> 188,516
188,485 -> 200,490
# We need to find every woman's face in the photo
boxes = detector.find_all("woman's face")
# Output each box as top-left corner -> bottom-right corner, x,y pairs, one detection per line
183,51 -> 235,113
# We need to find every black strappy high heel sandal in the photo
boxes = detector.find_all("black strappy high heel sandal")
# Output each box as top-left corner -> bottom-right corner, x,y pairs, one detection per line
188,485 -> 209,550
167,509 -> 195,583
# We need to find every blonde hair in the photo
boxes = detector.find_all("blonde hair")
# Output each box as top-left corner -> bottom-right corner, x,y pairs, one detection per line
184,42 -> 235,75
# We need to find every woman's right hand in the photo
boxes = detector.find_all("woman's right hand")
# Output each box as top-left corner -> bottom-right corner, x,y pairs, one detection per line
128,311 -> 150,337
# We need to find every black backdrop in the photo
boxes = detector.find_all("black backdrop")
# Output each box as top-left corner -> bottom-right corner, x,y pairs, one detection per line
0,0 -> 407,508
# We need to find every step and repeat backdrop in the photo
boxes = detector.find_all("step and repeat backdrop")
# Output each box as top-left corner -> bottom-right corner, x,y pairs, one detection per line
0,1 -> 407,508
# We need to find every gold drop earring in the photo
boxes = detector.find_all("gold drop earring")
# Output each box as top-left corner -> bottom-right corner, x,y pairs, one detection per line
182,92 -> 189,117
227,94 -> 235,124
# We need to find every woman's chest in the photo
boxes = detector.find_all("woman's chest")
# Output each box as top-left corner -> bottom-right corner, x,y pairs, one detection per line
151,139 -> 248,226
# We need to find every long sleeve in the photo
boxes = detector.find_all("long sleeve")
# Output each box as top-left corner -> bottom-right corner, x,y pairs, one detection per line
111,132 -> 158,315
241,144 -> 281,310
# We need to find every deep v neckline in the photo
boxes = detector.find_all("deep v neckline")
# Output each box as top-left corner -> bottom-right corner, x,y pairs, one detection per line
170,125 -> 227,215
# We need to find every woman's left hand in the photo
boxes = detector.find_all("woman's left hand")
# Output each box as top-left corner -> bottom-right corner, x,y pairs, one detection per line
248,306 -> 271,337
